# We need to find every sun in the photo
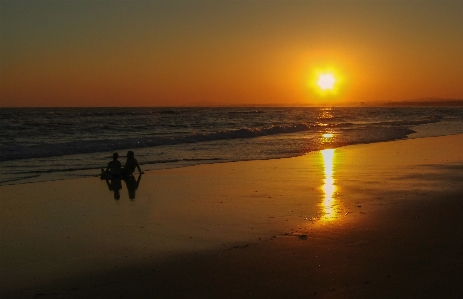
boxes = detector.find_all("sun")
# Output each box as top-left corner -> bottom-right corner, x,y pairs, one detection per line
308,67 -> 343,98
317,74 -> 335,90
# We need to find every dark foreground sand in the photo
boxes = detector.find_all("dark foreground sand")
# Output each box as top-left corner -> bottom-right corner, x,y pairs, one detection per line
1,134 -> 463,298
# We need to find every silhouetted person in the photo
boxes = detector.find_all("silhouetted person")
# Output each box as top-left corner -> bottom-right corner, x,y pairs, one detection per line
123,151 -> 143,176
124,174 -> 142,200
106,178 -> 122,200
101,152 -> 122,177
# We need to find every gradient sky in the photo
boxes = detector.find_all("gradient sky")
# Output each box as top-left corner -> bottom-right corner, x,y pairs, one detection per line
1,0 -> 462,107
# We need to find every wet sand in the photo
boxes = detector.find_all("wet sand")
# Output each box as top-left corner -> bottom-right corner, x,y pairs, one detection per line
1,134 -> 463,298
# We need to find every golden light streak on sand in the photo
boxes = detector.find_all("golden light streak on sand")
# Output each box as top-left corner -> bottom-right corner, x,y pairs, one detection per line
320,149 -> 338,221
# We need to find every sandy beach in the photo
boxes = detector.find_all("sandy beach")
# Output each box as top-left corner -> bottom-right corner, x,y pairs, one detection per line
1,134 -> 463,299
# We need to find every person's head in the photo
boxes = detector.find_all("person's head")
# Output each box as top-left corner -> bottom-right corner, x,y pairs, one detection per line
112,152 -> 119,160
127,151 -> 134,158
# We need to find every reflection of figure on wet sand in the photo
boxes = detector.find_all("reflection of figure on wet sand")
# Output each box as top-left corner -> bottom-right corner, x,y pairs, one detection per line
124,174 -> 142,200
105,178 -> 122,200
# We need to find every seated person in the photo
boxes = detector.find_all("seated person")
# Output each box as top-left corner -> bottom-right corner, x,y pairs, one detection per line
102,152 -> 122,176
123,151 -> 143,176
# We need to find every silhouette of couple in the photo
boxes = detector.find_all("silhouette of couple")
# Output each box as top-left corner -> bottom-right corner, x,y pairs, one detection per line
101,151 -> 143,200
102,151 -> 143,177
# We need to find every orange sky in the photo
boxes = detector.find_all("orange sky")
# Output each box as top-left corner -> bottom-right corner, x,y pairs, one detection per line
1,1 -> 462,107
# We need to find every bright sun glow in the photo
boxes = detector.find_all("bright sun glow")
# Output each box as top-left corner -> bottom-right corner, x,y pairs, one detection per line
309,68 -> 343,98
317,74 -> 335,90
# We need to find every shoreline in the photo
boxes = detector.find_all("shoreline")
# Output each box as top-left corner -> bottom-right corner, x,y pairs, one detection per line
2,130 -> 463,187
3,105 -> 463,187
1,134 -> 463,298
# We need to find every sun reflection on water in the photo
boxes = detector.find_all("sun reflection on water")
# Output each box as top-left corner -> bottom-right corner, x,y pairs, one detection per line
321,149 -> 338,221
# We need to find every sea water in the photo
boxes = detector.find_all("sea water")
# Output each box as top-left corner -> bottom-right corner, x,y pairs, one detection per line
1,107 -> 463,185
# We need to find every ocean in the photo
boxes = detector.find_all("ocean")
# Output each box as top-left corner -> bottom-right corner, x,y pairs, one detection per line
1,107 -> 463,186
